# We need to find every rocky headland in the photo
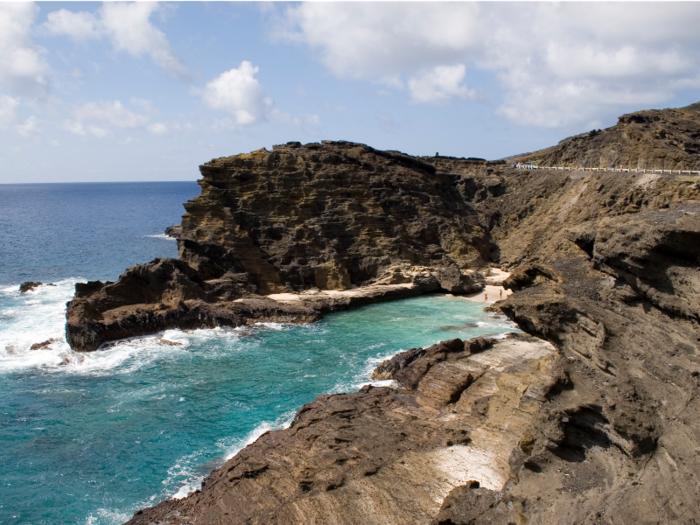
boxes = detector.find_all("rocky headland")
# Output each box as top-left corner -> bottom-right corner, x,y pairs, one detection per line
65,142 -> 489,351
62,104 -> 700,524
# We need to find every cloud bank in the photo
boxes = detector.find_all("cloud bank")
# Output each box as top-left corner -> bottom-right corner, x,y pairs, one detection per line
276,2 -> 700,128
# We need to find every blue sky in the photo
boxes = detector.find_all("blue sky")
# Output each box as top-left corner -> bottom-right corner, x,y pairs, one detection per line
2,1 -> 700,183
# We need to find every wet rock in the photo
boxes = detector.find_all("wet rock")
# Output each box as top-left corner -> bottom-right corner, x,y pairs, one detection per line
83,105 -> 700,523
164,225 -> 181,239
30,339 -> 57,350
67,142 -> 491,351
20,281 -> 43,293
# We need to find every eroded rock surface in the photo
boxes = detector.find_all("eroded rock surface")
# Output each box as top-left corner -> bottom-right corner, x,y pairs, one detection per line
69,104 -> 700,524
125,333 -> 557,525
67,142 -> 492,351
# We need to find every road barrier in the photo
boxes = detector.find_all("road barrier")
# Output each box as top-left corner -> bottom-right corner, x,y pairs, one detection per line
513,165 -> 700,175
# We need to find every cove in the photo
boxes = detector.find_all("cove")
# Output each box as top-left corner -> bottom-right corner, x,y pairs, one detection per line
0,292 -> 516,525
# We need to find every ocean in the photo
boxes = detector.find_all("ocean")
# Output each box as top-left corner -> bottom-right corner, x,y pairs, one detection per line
0,182 -> 518,525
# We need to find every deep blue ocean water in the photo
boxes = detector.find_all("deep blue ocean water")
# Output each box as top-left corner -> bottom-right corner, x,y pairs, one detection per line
0,183 -> 518,525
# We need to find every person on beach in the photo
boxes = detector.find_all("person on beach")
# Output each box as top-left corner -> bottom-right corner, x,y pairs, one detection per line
500,289 -> 503,299
484,293 -> 488,301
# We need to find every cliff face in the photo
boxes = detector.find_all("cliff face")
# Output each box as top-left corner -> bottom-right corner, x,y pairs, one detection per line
66,142 -> 489,351
511,103 -> 700,170
182,142 -> 491,293
124,163 -> 700,525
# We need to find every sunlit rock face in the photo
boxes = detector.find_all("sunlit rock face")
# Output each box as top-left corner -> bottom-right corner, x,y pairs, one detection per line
66,141 -> 493,352
179,141 -> 491,293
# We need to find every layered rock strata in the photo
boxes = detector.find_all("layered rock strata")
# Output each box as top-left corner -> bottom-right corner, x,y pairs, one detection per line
125,333 -> 558,525
125,164 -> 700,524
67,142 -> 491,351
64,104 -> 700,523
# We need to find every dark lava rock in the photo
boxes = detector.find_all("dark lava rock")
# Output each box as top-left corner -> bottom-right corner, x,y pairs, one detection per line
67,141 -> 492,351
20,281 -> 43,293
73,106 -> 700,525
164,225 -> 181,239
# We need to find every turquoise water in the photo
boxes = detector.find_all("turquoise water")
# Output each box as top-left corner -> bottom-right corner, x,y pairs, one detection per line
0,183 -> 518,525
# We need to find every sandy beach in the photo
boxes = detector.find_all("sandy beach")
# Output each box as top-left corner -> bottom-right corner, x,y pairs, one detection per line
460,268 -> 512,304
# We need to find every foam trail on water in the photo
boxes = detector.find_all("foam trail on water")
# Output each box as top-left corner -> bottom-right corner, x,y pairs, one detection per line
144,234 -> 176,241
221,410 -> 297,461
0,279 -> 79,371
0,280 -> 212,374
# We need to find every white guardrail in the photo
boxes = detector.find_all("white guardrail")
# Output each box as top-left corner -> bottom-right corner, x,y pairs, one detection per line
514,164 -> 700,175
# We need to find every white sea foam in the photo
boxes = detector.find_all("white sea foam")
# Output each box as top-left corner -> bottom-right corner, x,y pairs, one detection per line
166,410 -> 297,501
0,280 -> 203,374
144,234 -> 176,241
221,410 -> 297,461
0,279 -> 79,371
254,321 -> 292,331
164,450 -> 206,500
85,508 -> 131,525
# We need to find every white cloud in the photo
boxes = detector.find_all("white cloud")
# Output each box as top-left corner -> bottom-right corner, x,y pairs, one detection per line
43,2 -> 190,80
276,2 -> 700,128
44,9 -> 100,40
407,65 -> 478,105
101,2 -> 189,80
0,3 -> 49,94
64,99 -> 157,137
275,3 -> 480,79
202,61 -> 274,126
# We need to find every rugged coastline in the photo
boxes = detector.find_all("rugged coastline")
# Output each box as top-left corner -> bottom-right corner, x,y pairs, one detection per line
62,104 -> 700,524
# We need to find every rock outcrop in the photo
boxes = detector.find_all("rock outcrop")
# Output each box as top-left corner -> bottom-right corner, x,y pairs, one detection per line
67,142 -> 491,351
20,281 -> 43,293
125,333 -> 558,525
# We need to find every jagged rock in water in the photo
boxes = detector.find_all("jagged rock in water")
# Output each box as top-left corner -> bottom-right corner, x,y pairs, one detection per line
164,225 -> 181,239
19,281 -> 43,293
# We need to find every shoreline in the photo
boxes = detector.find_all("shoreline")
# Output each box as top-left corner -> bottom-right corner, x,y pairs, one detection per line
457,268 -> 512,304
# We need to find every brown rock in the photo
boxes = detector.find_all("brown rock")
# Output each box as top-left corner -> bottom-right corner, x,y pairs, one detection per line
20,281 -> 43,293
124,333 -> 557,525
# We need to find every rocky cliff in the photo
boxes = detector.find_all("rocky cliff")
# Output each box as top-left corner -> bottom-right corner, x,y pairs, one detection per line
124,139 -> 700,524
66,142 -> 488,351
63,104 -> 700,524
511,103 -> 700,170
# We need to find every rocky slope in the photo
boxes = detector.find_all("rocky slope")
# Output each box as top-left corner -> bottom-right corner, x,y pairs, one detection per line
126,333 -> 559,525
124,161 -> 700,525
511,103 -> 700,170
